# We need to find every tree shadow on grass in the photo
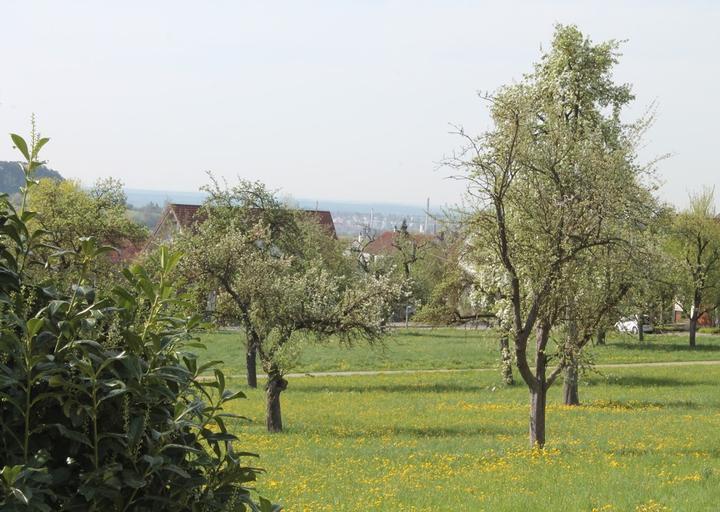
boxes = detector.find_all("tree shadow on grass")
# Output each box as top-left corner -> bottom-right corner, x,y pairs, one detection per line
315,424 -> 513,439
581,398 -> 701,410
297,382 -> 490,394
587,375 -> 715,388
393,329 -> 488,341
612,447 -> 720,458
607,342 -> 720,353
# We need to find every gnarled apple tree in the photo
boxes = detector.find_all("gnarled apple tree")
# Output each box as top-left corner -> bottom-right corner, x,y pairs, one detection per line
179,179 -> 403,432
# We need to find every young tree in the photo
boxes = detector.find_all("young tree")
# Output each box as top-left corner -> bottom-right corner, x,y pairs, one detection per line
391,219 -> 428,280
451,25 -> 658,446
556,248 -> 633,405
179,179 -> 402,432
558,198 -> 669,404
180,178 -> 301,389
349,224 -> 379,275
668,189 -> 720,347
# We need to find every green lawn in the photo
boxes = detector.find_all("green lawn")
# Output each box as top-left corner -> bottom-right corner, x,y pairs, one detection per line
198,329 -> 720,510
199,328 -> 720,376
226,365 -> 720,511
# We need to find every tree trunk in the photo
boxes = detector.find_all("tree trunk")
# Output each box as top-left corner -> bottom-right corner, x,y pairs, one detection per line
637,313 -> 644,342
499,335 -> 514,385
562,360 -> 579,406
564,309 -> 579,405
529,385 -> 547,448
265,372 -> 288,433
689,314 -> 698,348
246,340 -> 258,388
690,290 -> 702,348
529,324 -> 548,448
595,328 -> 606,345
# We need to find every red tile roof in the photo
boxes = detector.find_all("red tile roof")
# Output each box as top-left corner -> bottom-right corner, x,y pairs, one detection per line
303,210 -> 337,238
169,203 -> 204,228
364,231 -> 436,255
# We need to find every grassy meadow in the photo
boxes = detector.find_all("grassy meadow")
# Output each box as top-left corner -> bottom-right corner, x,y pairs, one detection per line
199,327 -> 720,375
225,367 -> 720,511
197,329 -> 720,511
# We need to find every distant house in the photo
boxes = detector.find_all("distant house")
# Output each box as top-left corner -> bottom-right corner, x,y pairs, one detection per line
351,230 -> 439,272
150,203 -> 206,244
147,203 -> 337,247
673,301 -> 713,326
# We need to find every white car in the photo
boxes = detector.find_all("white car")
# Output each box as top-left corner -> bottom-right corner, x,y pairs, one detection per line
615,316 -> 653,335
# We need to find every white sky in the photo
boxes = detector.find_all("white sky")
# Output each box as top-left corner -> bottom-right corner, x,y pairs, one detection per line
1,1 -> 718,208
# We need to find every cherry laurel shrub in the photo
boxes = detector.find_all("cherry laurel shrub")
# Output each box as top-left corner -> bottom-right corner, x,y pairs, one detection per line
0,132 -> 278,511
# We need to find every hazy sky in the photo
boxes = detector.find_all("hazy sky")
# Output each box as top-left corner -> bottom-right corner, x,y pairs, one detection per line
1,1 -> 718,208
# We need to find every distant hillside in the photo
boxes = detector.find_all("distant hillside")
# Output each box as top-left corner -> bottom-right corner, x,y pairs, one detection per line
0,161 -> 63,195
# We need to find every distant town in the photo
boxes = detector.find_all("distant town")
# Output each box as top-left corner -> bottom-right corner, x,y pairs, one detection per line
124,188 -> 444,237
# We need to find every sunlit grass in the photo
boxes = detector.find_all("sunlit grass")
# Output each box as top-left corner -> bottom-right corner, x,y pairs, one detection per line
226,366 -> 720,511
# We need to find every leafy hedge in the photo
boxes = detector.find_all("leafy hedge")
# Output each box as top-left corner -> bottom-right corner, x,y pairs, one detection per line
0,131 -> 277,511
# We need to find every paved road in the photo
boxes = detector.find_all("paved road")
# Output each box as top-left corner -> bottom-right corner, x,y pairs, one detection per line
198,359 -> 720,381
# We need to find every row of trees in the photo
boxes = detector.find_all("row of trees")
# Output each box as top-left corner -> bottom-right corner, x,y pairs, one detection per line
5,25 -> 719,460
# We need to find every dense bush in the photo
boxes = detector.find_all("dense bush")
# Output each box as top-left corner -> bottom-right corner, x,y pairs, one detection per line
0,132 -> 277,510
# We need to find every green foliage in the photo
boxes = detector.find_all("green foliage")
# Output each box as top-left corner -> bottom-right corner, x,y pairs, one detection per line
457,23 -> 658,361
350,223 -> 443,318
0,132 -> 276,511
26,177 -> 148,291
180,178 -> 403,376
126,201 -> 164,229
414,235 -> 475,324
